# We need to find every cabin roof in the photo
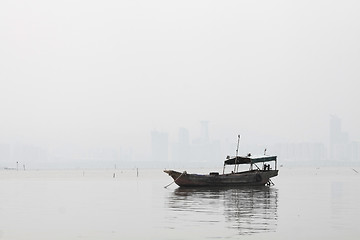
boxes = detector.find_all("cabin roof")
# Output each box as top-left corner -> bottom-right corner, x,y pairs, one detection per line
224,155 -> 277,165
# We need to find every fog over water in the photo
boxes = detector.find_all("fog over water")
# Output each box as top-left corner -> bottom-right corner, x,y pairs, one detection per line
0,168 -> 359,239
1,1 -> 360,168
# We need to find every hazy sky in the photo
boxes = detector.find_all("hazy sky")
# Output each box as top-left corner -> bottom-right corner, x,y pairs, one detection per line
1,0 -> 359,153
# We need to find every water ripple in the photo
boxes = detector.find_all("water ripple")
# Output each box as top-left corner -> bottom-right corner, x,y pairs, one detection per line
166,186 -> 278,236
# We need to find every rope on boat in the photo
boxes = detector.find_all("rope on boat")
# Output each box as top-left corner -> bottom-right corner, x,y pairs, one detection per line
164,171 -> 186,188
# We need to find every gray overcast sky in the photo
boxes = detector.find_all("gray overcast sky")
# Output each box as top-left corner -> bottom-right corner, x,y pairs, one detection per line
1,0 -> 359,153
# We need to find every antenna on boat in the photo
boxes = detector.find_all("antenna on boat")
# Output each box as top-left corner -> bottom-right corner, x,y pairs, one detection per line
234,135 -> 240,172
236,134 -> 240,157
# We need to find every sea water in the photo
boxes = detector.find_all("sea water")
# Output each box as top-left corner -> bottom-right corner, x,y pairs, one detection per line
0,167 -> 359,240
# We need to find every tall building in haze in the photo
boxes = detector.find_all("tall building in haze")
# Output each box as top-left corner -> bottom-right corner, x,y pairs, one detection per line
172,128 -> 191,164
329,115 -> 349,161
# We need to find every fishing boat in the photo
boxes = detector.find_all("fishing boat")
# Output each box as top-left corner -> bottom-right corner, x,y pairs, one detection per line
164,135 -> 279,187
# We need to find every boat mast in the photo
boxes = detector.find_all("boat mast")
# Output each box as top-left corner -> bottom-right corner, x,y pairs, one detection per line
234,135 -> 240,173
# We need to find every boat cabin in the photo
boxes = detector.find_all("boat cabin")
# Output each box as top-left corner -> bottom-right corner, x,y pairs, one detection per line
223,154 -> 277,174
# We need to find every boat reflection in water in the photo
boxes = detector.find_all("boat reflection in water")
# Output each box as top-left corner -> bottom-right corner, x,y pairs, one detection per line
167,186 -> 278,235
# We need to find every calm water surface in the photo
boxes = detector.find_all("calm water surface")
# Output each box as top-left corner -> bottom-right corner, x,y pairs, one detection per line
0,167 -> 359,239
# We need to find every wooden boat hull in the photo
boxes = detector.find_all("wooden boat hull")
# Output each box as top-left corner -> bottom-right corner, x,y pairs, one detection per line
164,170 -> 278,187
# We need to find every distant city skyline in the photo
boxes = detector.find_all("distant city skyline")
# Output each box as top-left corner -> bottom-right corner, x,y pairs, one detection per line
1,116 -> 359,169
